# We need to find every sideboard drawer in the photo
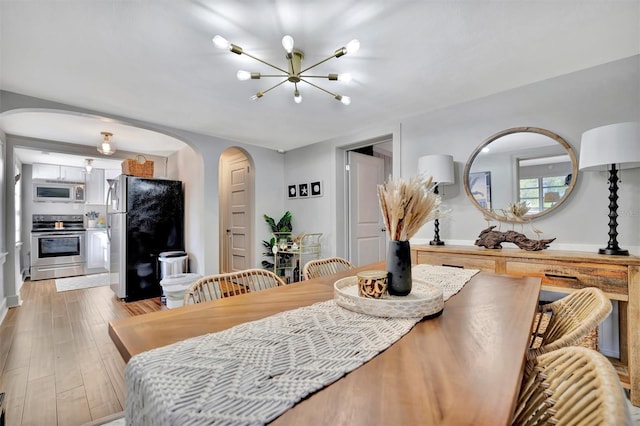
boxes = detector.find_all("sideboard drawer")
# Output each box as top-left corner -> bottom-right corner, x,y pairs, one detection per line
415,252 -> 496,272
505,261 -> 628,297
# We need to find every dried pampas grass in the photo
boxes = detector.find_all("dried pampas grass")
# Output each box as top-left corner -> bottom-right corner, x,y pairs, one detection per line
378,176 -> 441,241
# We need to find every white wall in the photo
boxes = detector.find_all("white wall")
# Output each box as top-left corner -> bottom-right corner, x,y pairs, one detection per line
170,145 -> 204,274
0,131 -> 7,324
283,142 -> 337,258
283,55 -> 640,256
402,55 -> 640,252
252,149 -> 286,266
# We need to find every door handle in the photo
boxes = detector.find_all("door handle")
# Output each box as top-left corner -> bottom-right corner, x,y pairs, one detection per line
381,228 -> 387,232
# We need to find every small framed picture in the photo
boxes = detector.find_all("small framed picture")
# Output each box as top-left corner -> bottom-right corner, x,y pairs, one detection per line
310,181 -> 322,197
298,183 -> 309,197
468,171 -> 492,210
287,184 -> 297,198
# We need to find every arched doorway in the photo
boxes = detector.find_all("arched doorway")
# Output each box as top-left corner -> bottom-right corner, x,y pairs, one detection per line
219,147 -> 255,273
0,107 -> 197,307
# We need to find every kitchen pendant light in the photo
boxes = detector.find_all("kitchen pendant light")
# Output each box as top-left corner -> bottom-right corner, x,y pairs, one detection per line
213,34 -> 359,104
84,158 -> 94,174
98,131 -> 116,156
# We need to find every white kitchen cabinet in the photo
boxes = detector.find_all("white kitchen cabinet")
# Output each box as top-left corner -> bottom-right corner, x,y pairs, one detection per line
105,169 -> 120,180
86,229 -> 109,273
33,163 -> 86,182
61,166 -> 86,182
85,168 -> 105,204
32,163 -> 60,179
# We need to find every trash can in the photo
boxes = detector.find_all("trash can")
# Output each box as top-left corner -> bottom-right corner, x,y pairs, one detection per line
158,251 -> 188,279
160,273 -> 202,308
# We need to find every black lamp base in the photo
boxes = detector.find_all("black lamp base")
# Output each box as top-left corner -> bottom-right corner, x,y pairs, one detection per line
597,164 -> 629,257
430,214 -> 445,246
598,247 -> 629,256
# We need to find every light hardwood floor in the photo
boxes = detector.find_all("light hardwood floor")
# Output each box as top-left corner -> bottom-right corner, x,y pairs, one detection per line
0,279 -> 163,426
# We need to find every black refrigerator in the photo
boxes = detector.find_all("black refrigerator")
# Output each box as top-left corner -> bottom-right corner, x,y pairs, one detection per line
107,175 -> 184,302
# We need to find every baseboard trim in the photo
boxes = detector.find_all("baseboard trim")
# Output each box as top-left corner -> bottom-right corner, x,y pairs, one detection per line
0,297 -> 7,326
6,294 -> 20,308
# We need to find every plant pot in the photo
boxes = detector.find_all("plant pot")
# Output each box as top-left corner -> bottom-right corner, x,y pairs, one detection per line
88,219 -> 97,228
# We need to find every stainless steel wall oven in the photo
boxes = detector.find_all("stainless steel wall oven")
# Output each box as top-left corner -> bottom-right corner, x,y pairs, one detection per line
30,214 -> 86,281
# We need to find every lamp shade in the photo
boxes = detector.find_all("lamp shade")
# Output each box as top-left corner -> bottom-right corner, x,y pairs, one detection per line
579,122 -> 640,171
417,154 -> 455,185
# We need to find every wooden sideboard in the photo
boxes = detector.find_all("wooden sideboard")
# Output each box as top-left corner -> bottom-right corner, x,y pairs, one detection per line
411,244 -> 640,405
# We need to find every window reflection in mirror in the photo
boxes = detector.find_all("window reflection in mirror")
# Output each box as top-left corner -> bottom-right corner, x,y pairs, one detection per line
518,155 -> 572,214
463,127 -> 578,222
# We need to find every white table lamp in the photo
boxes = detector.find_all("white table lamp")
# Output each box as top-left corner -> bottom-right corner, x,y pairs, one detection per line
417,154 -> 455,245
579,122 -> 640,255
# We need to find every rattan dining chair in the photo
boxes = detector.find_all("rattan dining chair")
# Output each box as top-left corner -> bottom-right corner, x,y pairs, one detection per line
302,257 -> 355,280
512,346 -> 632,426
183,269 -> 285,305
528,287 -> 611,359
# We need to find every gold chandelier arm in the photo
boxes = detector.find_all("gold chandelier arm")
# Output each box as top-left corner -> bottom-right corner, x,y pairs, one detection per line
299,54 -> 339,75
301,75 -> 336,79
256,78 -> 289,97
299,77 -> 339,97
240,51 -> 289,74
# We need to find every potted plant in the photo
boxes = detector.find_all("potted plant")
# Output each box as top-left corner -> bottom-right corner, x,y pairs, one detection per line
85,211 -> 100,228
261,211 -> 292,272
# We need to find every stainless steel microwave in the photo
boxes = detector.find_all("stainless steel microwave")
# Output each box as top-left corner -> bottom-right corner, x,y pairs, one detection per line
33,181 -> 85,203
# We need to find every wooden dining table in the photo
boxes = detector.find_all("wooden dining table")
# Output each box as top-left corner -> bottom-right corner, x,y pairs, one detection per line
109,262 -> 541,425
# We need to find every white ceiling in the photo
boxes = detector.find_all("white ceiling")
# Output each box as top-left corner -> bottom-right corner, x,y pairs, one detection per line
1,0 -> 639,160
14,147 -> 120,170
1,111 -> 186,156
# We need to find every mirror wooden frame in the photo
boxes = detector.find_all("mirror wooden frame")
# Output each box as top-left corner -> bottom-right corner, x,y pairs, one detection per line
463,127 -> 578,222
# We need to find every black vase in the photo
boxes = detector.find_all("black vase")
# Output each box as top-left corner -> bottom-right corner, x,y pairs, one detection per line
386,240 -> 412,296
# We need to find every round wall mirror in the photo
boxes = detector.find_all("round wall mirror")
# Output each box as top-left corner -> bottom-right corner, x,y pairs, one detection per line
463,127 -> 578,222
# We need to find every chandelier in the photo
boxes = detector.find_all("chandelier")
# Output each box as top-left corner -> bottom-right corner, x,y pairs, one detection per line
98,131 -> 116,156
213,34 -> 359,105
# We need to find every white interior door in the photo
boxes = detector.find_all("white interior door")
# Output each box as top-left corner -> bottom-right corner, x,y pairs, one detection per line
348,151 -> 386,266
220,149 -> 253,273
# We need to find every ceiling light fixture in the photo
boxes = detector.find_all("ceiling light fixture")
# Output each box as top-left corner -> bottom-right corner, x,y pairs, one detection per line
98,131 -> 116,156
84,158 -> 94,174
213,34 -> 359,105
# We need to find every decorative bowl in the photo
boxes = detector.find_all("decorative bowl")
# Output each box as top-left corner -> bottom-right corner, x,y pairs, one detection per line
334,276 -> 443,318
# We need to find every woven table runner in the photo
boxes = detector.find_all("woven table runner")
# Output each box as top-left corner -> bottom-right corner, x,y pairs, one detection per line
412,264 -> 480,300
125,266 -> 479,425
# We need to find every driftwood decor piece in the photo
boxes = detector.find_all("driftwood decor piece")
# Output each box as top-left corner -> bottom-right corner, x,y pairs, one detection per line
475,226 -> 555,251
